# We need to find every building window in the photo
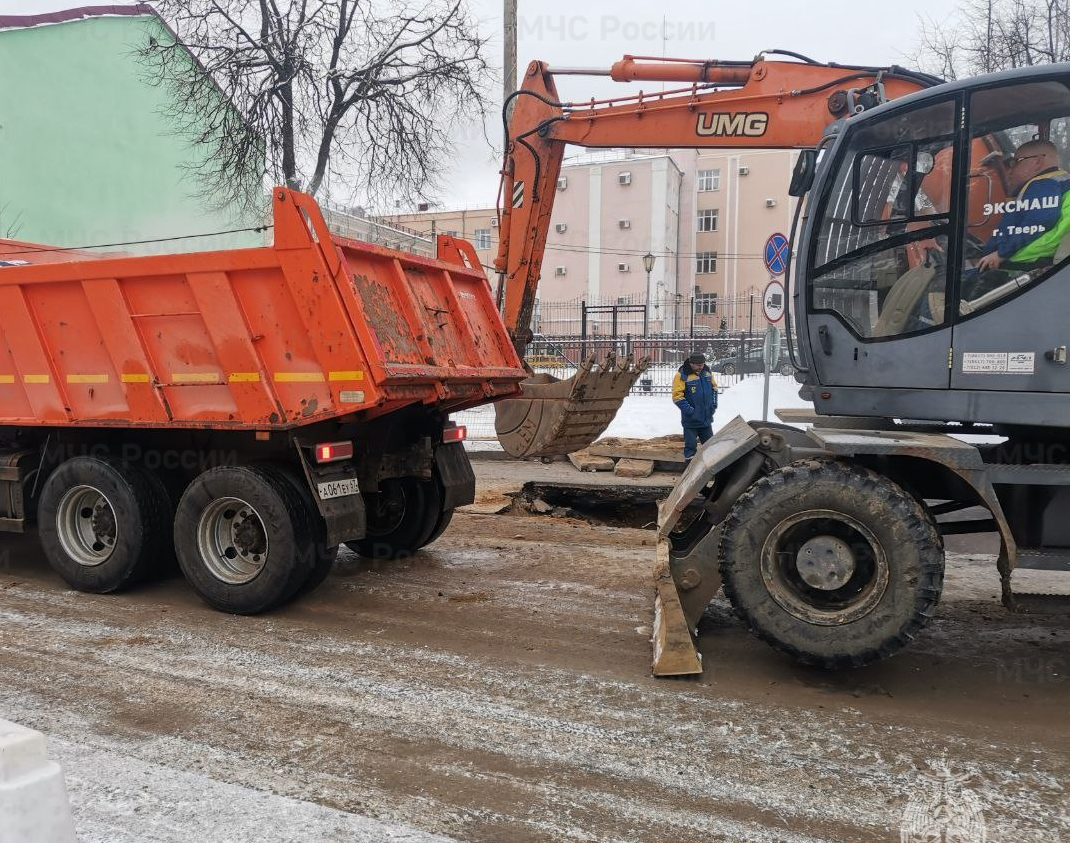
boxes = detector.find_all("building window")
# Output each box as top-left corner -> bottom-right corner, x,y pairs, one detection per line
697,209 -> 719,232
694,292 -> 718,314
474,228 -> 491,249
696,252 -> 718,274
445,230 -> 458,238
698,169 -> 720,191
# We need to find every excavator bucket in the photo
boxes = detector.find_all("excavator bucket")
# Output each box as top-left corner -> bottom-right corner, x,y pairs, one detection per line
494,353 -> 650,458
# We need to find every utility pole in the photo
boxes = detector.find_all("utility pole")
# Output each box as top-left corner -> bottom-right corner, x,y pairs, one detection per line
503,0 -> 518,133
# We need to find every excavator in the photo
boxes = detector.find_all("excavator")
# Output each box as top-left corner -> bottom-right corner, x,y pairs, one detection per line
491,53 -> 941,457
493,53 -> 1070,674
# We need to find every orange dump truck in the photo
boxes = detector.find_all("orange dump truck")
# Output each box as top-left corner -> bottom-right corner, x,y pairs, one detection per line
0,188 -> 525,613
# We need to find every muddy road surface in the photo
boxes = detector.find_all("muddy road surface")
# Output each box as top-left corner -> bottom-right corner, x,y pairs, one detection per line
0,507 -> 1067,842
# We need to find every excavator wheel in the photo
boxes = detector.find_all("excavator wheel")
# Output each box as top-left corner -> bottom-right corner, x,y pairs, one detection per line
719,460 -> 944,669
495,353 -> 650,458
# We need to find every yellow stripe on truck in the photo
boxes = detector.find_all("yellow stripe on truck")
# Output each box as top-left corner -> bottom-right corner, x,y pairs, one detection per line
274,372 -> 325,383
328,370 -> 364,381
228,373 -> 261,383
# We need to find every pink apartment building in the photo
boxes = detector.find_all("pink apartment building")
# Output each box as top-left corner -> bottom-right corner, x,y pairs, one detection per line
382,148 -> 798,332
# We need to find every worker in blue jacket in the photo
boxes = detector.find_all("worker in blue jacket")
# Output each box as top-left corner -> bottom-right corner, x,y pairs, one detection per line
672,352 -> 718,461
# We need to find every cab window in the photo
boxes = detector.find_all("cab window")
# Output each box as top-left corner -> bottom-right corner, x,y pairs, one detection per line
811,99 -> 957,339
959,79 -> 1070,317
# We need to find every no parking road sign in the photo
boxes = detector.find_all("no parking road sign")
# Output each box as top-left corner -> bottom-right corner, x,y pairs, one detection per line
764,232 -> 789,276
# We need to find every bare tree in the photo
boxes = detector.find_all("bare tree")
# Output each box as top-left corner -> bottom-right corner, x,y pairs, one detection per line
140,1 -> 491,210
0,203 -> 23,241
911,0 -> 1070,78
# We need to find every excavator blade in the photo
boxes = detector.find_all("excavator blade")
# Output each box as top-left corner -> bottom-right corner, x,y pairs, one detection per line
494,354 -> 650,458
651,417 -> 764,677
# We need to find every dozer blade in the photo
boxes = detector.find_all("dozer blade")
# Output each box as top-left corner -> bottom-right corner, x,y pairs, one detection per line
494,354 -> 650,458
651,417 -> 764,677
653,538 -> 704,676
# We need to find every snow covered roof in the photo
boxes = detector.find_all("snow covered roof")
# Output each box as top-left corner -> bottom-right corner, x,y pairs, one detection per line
0,4 -> 157,32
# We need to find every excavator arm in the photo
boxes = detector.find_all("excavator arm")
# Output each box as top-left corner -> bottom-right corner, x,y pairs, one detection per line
492,54 -> 939,458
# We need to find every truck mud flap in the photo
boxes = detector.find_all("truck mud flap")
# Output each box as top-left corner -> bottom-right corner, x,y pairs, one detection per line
435,442 -> 475,510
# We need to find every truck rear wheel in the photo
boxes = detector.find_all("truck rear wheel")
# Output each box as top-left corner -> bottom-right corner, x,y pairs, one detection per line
38,456 -> 172,593
258,463 -> 339,598
174,465 -> 315,614
348,476 -> 440,560
719,460 -> 944,668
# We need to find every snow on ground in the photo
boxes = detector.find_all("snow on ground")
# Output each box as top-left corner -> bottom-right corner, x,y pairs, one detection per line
51,736 -> 459,843
601,375 -> 810,439
454,375 -> 812,443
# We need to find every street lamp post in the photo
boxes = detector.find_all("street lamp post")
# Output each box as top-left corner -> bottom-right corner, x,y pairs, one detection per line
642,252 -> 655,335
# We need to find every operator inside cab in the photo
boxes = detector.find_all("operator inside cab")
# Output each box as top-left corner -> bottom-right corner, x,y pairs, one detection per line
968,139 -> 1070,296
979,140 -> 1070,267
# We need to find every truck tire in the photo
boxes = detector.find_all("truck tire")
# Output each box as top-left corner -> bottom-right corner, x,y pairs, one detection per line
422,506 -> 455,548
257,463 -> 339,598
719,460 -> 944,669
348,476 -> 439,560
38,456 -> 172,593
174,465 -> 316,614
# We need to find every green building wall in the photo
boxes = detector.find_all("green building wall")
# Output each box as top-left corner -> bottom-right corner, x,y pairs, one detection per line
0,13 -> 263,254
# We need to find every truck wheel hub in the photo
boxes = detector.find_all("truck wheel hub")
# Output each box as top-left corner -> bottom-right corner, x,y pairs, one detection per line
198,497 -> 270,584
56,485 -> 117,567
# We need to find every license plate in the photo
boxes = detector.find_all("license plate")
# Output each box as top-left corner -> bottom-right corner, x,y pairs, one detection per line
317,478 -> 359,500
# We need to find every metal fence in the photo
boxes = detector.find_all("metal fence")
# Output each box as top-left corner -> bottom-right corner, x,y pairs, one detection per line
532,292 -> 780,337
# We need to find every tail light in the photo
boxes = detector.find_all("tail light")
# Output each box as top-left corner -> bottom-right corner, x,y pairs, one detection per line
314,441 -> 354,463
443,425 -> 467,444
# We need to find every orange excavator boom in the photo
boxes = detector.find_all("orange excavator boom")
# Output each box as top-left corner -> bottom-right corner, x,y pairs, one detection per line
491,53 -> 940,458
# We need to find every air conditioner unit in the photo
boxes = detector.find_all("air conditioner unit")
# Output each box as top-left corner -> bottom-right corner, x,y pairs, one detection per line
765,198 -> 778,207
618,172 -> 632,185
617,262 -> 630,272
738,166 -> 750,176
555,223 -> 568,233
555,266 -> 567,276
557,176 -> 568,190
618,219 -> 631,229
417,202 -> 430,212
490,218 -> 499,227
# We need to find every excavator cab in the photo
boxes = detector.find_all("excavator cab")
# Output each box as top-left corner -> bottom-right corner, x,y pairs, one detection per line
653,64 -> 1070,676
797,69 -> 1070,408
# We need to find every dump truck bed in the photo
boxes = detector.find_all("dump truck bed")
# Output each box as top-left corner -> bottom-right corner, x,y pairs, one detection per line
0,189 -> 524,429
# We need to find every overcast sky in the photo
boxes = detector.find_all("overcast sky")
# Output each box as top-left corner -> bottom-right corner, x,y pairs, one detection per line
2,0 -> 964,208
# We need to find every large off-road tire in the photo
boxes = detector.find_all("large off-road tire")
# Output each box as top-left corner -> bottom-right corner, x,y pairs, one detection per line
38,456 -> 172,593
348,476 -> 441,560
719,460 -> 944,668
174,465 -> 316,614
257,463 -> 339,598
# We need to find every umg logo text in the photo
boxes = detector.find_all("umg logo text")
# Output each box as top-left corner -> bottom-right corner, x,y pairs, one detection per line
696,111 -> 768,138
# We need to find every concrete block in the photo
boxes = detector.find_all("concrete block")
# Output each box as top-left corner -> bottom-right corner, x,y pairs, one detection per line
568,451 -> 616,472
614,458 -> 655,478
0,720 -> 76,843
